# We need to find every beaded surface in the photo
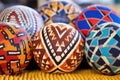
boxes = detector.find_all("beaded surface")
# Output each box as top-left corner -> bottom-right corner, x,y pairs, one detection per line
0,5 -> 44,39
85,22 -> 120,75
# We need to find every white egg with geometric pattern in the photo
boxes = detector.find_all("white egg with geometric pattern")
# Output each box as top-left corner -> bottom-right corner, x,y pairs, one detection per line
0,5 -> 44,39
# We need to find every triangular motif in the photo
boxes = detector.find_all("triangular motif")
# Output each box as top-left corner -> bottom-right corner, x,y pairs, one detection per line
7,11 -> 21,25
43,24 -> 77,65
81,30 -> 89,37
78,14 -> 85,20
56,41 -> 65,52
88,18 -> 99,26
103,16 -> 112,22
36,44 -> 42,49
101,10 -> 110,16
57,47 -> 62,52
55,27 -> 67,39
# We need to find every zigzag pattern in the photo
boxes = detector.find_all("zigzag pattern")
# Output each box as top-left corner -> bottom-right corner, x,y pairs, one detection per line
47,27 -> 57,40
0,5 -> 43,39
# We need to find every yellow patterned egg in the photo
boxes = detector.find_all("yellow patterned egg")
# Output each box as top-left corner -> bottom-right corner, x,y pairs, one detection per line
39,0 -> 81,29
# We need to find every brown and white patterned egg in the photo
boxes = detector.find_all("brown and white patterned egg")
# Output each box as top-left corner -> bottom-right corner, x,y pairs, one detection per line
33,23 -> 85,73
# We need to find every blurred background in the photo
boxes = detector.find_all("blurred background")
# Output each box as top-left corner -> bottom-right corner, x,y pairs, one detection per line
0,0 -> 120,26
0,0 -> 120,8
0,0 -> 120,14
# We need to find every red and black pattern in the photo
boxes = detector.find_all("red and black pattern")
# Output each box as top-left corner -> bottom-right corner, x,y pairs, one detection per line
0,23 -> 32,75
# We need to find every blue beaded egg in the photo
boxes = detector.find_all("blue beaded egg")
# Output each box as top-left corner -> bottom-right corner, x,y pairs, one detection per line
85,22 -> 120,75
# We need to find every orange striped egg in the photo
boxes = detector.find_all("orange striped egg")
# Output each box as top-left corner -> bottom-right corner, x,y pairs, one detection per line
0,23 -> 32,75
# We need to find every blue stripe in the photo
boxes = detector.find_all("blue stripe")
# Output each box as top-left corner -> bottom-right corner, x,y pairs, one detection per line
77,20 -> 90,29
85,10 -> 103,19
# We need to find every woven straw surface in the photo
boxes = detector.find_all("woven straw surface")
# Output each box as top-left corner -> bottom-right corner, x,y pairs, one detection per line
0,69 -> 120,80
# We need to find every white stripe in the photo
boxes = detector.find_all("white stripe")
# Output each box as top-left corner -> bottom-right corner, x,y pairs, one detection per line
0,45 -> 4,48
91,46 -> 99,61
0,56 -> 4,59
18,33 -> 24,36
8,52 -> 20,55
11,60 -> 19,63
102,31 -> 116,47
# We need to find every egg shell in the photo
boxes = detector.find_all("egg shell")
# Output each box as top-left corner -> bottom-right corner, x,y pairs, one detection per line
75,4 -> 120,37
39,0 -> 81,28
85,22 -> 120,75
0,23 -> 32,75
33,23 -> 84,73
0,5 -> 44,39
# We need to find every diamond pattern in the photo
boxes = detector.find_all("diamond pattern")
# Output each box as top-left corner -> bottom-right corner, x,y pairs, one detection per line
76,5 -> 120,37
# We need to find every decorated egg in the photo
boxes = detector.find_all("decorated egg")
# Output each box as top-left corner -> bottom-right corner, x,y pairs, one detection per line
75,4 -> 120,36
0,23 -> 32,75
85,22 -> 120,75
39,0 -> 81,28
0,5 -> 44,39
33,23 -> 85,73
